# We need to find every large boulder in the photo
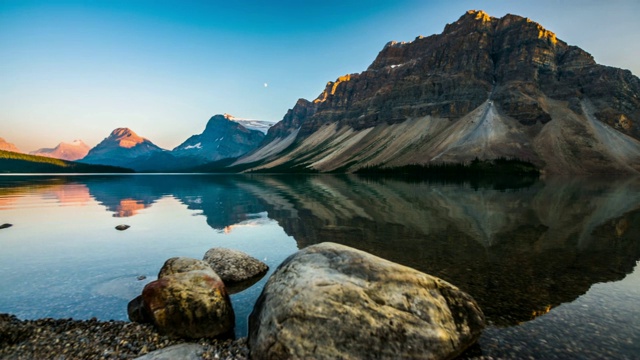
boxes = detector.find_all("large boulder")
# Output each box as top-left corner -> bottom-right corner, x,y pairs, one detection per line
203,248 -> 268,287
129,257 -> 234,339
248,242 -> 485,360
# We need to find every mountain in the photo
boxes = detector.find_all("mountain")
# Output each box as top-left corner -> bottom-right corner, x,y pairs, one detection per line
30,140 -> 90,161
0,150 -> 131,173
232,10 -> 640,174
0,138 -> 22,153
80,128 -> 165,170
172,114 -> 265,163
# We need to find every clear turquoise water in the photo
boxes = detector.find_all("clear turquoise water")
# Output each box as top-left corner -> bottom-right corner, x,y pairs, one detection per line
0,174 -> 638,359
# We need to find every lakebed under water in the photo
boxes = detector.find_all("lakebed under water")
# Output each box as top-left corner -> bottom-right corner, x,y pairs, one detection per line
0,174 -> 638,359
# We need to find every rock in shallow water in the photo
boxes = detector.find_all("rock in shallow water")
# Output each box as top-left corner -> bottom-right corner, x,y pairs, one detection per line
115,224 -> 130,231
142,269 -> 235,339
203,248 -> 269,286
0,223 -> 13,230
157,257 -> 213,279
248,242 -> 485,360
129,258 -> 235,339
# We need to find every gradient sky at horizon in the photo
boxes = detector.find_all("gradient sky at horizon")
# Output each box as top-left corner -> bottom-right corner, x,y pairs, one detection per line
2,0 -> 639,152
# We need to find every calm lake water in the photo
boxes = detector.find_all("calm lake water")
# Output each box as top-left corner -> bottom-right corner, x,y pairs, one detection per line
0,174 -> 639,359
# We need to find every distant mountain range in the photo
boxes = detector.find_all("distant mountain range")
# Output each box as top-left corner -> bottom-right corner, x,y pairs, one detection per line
30,140 -> 90,161
78,115 -> 265,171
3,10 -> 640,174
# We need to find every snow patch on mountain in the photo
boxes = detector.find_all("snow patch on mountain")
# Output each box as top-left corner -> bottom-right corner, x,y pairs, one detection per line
184,142 -> 202,150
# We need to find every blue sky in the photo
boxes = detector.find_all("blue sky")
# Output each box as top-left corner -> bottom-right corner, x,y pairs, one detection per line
1,0 -> 639,151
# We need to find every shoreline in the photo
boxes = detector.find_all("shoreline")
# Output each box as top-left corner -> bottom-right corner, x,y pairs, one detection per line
0,314 -> 248,360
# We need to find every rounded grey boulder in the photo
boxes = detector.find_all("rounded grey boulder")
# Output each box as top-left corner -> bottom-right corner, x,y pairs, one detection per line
202,248 -> 268,285
248,242 -> 485,360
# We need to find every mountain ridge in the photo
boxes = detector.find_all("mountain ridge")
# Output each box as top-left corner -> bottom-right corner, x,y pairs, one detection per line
231,10 -> 640,174
78,115 -> 266,172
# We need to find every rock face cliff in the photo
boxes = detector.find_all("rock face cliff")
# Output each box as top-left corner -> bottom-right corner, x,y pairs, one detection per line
30,140 -> 90,161
172,114 -> 265,163
235,10 -> 640,174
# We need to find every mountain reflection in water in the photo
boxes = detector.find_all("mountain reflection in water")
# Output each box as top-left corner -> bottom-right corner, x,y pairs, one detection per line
237,175 -> 640,326
0,174 -> 639,357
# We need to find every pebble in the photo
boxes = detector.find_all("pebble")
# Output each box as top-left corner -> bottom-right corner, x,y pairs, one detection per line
0,314 -> 248,360
0,223 -> 12,229
115,225 -> 130,231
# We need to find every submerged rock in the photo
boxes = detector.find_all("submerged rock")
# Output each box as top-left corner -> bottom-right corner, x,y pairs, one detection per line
203,248 -> 269,286
248,242 -> 485,360
115,224 -> 130,231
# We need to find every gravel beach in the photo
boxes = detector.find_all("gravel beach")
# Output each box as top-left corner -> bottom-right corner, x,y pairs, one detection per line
0,314 -> 248,360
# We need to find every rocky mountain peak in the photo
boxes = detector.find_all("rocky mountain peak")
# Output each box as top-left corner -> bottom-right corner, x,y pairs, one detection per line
442,9 -> 495,34
80,128 -> 163,170
172,114 -> 265,164
107,128 -> 147,149
0,137 -> 22,153
204,114 -> 243,133
314,74 -> 355,104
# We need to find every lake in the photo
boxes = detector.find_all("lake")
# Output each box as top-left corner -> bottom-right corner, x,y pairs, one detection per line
0,174 -> 639,359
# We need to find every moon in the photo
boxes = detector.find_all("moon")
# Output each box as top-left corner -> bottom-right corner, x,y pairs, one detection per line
264,83 -> 268,88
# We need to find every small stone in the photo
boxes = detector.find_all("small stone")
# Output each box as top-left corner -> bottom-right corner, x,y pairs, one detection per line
137,275 -> 147,281
115,224 -> 130,231
0,223 -> 13,230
